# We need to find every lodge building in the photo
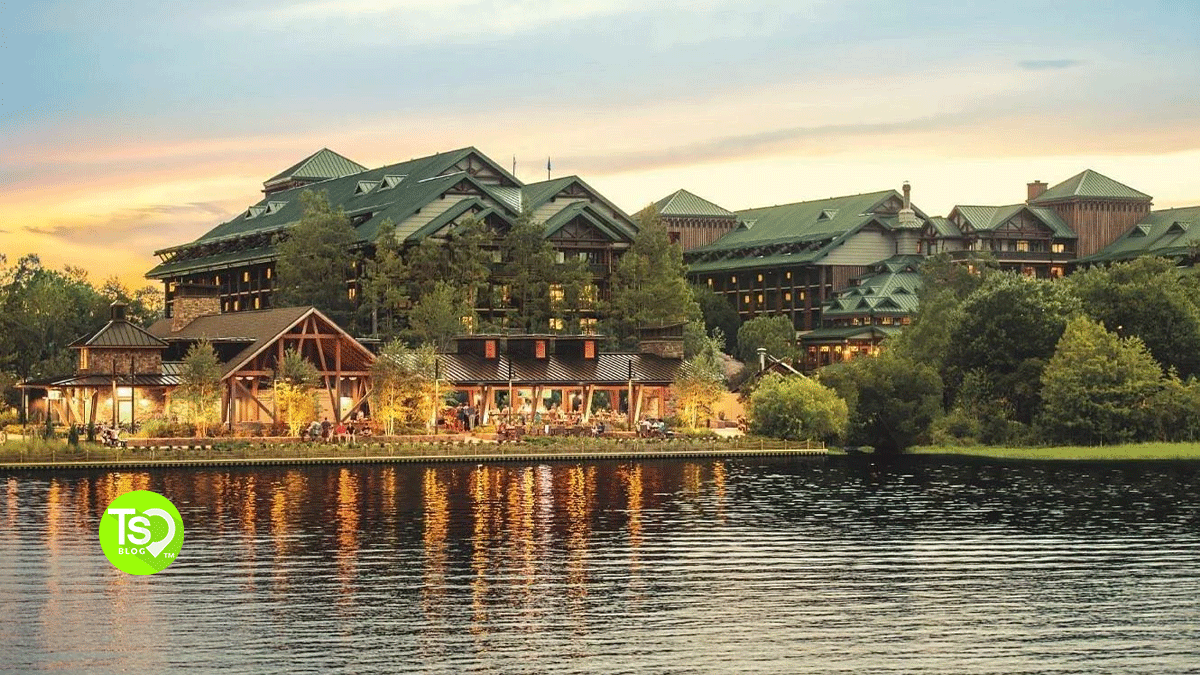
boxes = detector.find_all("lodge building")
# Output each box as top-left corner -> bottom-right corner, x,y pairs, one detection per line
146,147 -> 639,330
675,168 -> 1195,370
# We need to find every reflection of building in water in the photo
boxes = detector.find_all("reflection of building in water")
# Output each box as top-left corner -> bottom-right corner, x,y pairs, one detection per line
421,467 -> 449,625
336,468 -> 360,595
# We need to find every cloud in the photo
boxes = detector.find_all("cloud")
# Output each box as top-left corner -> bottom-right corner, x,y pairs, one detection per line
1018,59 -> 1084,71
22,202 -> 232,248
562,110 -> 984,175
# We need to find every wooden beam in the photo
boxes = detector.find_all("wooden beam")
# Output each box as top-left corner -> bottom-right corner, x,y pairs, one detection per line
334,337 -> 342,422
583,385 -> 594,423
232,378 -> 275,421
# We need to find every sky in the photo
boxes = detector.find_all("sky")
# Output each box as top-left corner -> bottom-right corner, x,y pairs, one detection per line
3,0 -> 1200,289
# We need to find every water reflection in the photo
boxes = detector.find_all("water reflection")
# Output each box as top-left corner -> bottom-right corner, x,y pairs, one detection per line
2,457 -> 1199,674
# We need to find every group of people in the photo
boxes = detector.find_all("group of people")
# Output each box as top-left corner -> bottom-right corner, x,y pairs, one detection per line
98,423 -> 126,447
637,417 -> 671,438
301,414 -> 372,444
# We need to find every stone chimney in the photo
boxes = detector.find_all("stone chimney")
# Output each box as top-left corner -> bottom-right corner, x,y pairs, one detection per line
638,323 -> 685,360
171,284 -> 221,332
1027,180 -> 1048,202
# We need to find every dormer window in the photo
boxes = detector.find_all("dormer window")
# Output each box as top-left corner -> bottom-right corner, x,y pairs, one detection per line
380,175 -> 407,190
265,201 -> 287,215
355,180 -> 381,195
244,205 -> 267,219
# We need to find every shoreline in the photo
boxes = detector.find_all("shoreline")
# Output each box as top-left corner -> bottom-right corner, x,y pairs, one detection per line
908,442 -> 1200,461
0,438 -> 826,471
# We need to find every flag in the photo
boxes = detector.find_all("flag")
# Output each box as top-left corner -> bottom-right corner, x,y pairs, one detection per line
547,156 -> 551,175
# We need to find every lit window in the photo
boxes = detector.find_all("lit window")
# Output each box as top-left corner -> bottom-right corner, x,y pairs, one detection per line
881,316 -> 894,325
243,271 -> 250,282
266,267 -> 272,279
707,278 -> 713,287
757,274 -> 763,283
1050,266 -> 1065,279
581,285 -> 597,307
1052,243 -> 1065,253
117,387 -> 133,398
784,292 -> 792,302
549,318 -> 564,331
233,299 -> 240,311
555,251 -> 565,264
254,297 -> 261,309
901,316 -> 911,325
744,295 -> 751,305
1017,240 -> 1030,252
348,287 -> 357,300
786,272 -> 791,280
799,292 -> 806,301
580,318 -> 598,334
80,348 -> 89,370
757,294 -> 764,304
550,284 -> 564,303
461,315 -> 475,331
731,275 -> 737,284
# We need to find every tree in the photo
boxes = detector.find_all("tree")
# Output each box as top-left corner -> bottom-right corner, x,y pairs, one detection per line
370,341 -> 441,435
736,315 -> 797,365
945,272 -> 1080,423
1067,257 -> 1200,378
407,281 -> 475,351
605,206 -> 700,347
747,373 -> 848,442
501,213 -> 557,332
693,284 -> 741,356
672,329 -> 727,428
175,340 -> 223,437
360,224 -> 408,339
274,349 -> 320,436
274,191 -> 359,326
1038,316 -> 1163,445
821,352 -> 943,454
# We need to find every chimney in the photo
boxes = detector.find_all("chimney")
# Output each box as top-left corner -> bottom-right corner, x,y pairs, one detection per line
638,323 -> 685,360
171,284 -> 222,332
110,301 -> 128,322
1027,180 -> 1048,202
902,181 -> 911,210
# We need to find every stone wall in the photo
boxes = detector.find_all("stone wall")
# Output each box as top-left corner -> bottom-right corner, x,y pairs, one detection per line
172,294 -> 221,332
639,339 -> 684,360
81,349 -> 162,376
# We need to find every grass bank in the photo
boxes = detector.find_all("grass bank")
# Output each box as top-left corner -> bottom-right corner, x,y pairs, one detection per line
910,442 -> 1200,461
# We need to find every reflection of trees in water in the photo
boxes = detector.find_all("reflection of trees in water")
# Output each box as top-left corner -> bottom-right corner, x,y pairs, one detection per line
728,456 -> 1200,536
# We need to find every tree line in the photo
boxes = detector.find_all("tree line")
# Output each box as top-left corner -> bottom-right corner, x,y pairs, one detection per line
744,254 -> 1200,452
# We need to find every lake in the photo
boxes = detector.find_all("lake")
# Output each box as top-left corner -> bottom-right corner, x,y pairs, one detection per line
2,456 -> 1199,674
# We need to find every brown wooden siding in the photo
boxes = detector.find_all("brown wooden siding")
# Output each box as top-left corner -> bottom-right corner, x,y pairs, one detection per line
663,215 -> 739,251
1049,199 -> 1150,257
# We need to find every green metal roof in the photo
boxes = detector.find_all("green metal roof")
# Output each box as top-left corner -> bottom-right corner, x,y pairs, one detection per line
147,148 -> 530,278
263,148 -> 368,188
952,204 -> 1077,238
927,216 -> 963,238
69,320 -> 168,349
1079,205 -> 1200,264
685,189 -> 926,273
651,189 -> 736,218
1030,169 -> 1151,204
521,176 -> 638,238
800,325 -> 899,343
820,255 -> 923,319
542,201 -> 636,242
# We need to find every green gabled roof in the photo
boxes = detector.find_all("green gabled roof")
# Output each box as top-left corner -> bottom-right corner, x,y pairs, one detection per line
952,204 -> 1077,238
521,176 -> 577,211
1079,205 -> 1200,264
521,175 -> 638,237
1030,169 -> 1151,204
150,147 -> 531,278
928,216 -> 963,238
147,245 -> 277,279
685,190 -> 920,274
651,189 -> 736,218
820,255 -> 923,319
403,197 -> 515,242
542,201 -> 635,242
69,320 -> 168,349
263,148 -> 368,188
693,190 -> 899,253
801,325 -> 899,343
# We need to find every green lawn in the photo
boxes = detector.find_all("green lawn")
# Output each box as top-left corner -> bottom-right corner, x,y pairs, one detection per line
910,443 -> 1200,461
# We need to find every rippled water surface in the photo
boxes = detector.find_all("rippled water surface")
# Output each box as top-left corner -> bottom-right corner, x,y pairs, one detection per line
2,457 -> 1199,674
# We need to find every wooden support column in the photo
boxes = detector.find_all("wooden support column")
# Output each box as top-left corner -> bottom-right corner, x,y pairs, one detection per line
481,385 -> 493,424
633,384 -> 644,422
334,338 -> 343,421
583,385 -> 595,422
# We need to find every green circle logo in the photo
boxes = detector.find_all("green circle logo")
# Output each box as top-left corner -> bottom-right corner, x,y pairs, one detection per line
98,490 -> 185,575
